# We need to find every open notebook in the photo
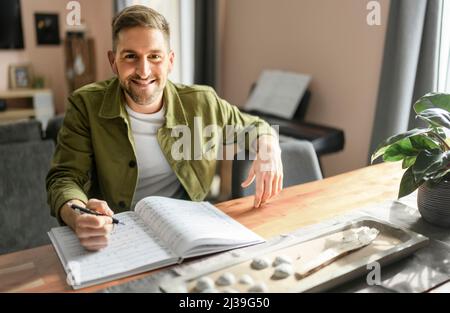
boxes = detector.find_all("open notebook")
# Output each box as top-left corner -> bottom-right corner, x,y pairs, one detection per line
48,196 -> 264,289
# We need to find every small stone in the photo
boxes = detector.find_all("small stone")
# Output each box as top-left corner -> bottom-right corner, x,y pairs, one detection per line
200,287 -> 218,293
272,263 -> 294,279
195,276 -> 214,292
231,251 -> 241,257
223,288 -> 239,293
216,272 -> 236,286
272,255 -> 292,267
248,282 -> 268,293
171,283 -> 188,293
238,274 -> 254,285
250,257 -> 270,270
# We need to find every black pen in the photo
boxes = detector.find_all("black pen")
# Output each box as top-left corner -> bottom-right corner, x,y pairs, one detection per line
70,203 -> 124,225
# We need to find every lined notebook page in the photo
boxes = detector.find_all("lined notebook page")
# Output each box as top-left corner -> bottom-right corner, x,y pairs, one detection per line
49,211 -> 176,287
135,197 -> 264,257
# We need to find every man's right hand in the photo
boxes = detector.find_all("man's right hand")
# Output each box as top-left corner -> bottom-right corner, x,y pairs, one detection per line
60,199 -> 114,251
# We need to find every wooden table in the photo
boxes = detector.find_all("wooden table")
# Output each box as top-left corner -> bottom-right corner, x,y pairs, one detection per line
0,162 -> 408,292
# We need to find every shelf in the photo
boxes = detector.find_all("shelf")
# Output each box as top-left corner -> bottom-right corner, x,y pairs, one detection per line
0,109 -> 35,123
0,89 -> 52,99
0,89 -> 54,129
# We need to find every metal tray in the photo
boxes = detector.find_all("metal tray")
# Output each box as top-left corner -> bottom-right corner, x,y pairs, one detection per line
159,216 -> 429,293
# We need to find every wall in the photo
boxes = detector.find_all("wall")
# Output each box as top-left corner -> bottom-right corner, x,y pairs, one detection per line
0,0 -> 113,113
220,0 -> 390,176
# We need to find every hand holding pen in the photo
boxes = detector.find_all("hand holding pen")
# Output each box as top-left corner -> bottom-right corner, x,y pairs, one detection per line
63,199 -> 119,251
70,203 -> 124,225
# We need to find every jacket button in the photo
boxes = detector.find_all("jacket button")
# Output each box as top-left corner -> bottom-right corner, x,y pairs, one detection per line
129,160 -> 136,168
118,201 -> 126,209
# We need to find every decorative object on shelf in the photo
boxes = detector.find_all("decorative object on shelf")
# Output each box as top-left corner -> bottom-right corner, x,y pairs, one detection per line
65,32 -> 96,92
8,63 -> 33,89
34,13 -> 60,45
371,93 -> 450,227
33,76 -> 45,89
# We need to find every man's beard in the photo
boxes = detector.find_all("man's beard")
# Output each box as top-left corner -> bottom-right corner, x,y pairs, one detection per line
120,76 -> 163,106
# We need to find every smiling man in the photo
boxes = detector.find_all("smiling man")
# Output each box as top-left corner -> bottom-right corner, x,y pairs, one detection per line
46,5 -> 283,251
112,25 -> 171,113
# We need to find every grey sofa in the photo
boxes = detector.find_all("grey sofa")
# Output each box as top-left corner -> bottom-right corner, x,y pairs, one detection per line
0,120 -> 58,255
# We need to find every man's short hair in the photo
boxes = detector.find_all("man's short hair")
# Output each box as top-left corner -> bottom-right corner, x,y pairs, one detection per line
112,5 -> 170,52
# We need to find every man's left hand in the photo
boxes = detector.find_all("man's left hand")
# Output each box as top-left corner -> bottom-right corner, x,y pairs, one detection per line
241,135 -> 283,208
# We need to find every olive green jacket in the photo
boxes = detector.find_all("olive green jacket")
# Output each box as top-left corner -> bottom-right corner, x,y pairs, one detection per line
46,77 -> 273,223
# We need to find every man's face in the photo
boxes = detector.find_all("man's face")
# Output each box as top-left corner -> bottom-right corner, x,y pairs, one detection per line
108,26 -> 174,107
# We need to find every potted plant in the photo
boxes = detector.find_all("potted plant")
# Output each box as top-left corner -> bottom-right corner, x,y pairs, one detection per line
371,92 -> 450,227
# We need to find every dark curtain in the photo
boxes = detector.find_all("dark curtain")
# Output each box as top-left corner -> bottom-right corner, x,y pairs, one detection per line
368,0 -> 443,163
194,0 -> 217,88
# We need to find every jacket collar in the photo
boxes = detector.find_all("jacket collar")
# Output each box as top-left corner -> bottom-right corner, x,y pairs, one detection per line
98,77 -> 126,119
98,77 -> 187,128
163,80 -> 188,128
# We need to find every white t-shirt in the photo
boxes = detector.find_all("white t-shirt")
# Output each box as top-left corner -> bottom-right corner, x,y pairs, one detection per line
125,104 -> 183,208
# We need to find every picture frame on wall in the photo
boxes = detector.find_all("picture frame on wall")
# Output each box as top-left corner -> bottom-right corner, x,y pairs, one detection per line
35,13 -> 60,45
9,63 -> 34,89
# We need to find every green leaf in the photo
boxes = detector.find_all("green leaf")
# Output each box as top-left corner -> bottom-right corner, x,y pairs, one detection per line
417,108 -> 450,129
398,166 -> 423,198
371,128 -> 430,163
382,138 -> 418,162
436,127 -> 449,139
414,93 -> 450,114
409,134 -> 440,150
402,156 -> 417,169
412,150 -> 450,182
